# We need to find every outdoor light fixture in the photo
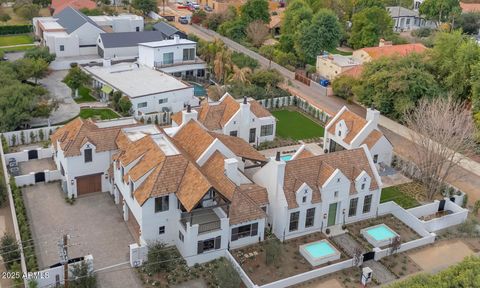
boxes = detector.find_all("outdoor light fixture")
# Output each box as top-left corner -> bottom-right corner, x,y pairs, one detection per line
70,179 -> 74,185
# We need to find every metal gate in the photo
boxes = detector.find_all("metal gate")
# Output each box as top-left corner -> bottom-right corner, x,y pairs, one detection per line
28,150 -> 38,160
438,199 -> 446,211
34,172 -> 45,183
363,251 -> 375,261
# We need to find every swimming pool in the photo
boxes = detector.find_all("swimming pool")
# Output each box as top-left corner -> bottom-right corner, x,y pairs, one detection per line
361,224 -> 399,247
280,155 -> 292,161
190,82 -> 206,97
299,240 -> 341,266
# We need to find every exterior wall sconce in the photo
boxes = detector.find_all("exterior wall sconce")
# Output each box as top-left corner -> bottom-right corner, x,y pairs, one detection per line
70,179 -> 74,185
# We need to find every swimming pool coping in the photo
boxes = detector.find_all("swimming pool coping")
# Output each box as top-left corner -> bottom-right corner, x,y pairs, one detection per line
360,223 -> 400,248
299,239 -> 342,267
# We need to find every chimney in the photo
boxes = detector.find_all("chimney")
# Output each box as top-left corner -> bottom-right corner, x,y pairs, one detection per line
224,158 -> 240,186
239,97 -> 251,141
366,106 -> 380,128
174,34 -> 180,44
275,151 -> 281,161
243,96 -> 247,104
181,106 -> 198,124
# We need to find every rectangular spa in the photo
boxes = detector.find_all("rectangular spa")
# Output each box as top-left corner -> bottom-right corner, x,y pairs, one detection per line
361,224 -> 400,247
299,240 -> 341,266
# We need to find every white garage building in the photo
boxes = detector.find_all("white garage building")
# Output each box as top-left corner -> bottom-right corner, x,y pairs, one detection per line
97,31 -> 165,59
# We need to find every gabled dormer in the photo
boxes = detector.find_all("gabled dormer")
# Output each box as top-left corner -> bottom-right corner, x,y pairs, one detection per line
321,169 -> 350,202
355,171 -> 371,193
80,140 -> 96,163
335,120 -> 348,141
295,183 -> 313,206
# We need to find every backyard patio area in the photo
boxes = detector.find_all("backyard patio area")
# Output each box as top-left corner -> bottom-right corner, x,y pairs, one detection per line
271,109 -> 325,140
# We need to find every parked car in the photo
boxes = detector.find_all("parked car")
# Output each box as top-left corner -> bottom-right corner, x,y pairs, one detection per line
192,3 -> 200,9
204,4 -> 212,12
179,16 -> 189,24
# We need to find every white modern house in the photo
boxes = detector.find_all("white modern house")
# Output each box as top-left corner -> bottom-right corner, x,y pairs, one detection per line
171,93 -> 276,145
82,62 -> 199,115
253,146 -> 382,241
32,7 -> 143,57
138,35 -> 207,79
51,117 -> 269,266
97,31 -> 165,59
323,106 -> 393,167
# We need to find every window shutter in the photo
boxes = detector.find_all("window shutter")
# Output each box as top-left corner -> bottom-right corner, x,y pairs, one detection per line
251,223 -> 258,236
231,228 -> 239,241
214,236 -> 221,249
197,241 -> 203,254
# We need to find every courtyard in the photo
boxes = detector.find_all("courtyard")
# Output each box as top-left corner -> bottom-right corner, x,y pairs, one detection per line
22,182 -> 142,288
272,110 -> 325,140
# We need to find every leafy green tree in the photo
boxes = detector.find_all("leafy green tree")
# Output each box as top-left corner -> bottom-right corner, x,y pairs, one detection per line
353,0 -> 385,12
419,0 -> 460,25
349,7 -> 393,49
24,47 -> 56,63
0,11 -> 11,23
332,75 -> 358,100
355,54 -> 440,120
249,69 -> 283,87
32,0 -> 51,7
281,0 -> 313,36
145,241 -> 175,273
0,234 -> 20,269
14,58 -> 48,84
118,96 -> 132,114
214,259 -> 241,288
63,66 -> 91,98
15,3 -> 40,20
231,51 -> 259,69
264,238 -> 282,265
69,261 -> 96,288
218,19 -> 246,41
240,0 -> 270,24
455,12 -> 480,35
294,9 -> 342,63
131,0 -> 158,16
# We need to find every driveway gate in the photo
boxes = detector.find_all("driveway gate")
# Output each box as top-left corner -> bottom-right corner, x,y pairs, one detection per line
34,172 -> 45,183
28,150 -> 38,160
363,251 -> 375,261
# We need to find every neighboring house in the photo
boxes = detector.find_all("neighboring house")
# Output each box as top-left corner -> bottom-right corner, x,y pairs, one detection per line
33,7 -> 144,57
50,117 -> 138,198
152,21 -> 187,39
253,146 -> 382,241
352,40 -> 427,64
97,31 -> 165,59
82,62 -> 199,115
51,0 -> 96,15
460,2 -> 480,13
171,93 -> 276,145
138,35 -> 207,79
201,0 -> 246,12
316,53 -> 361,80
386,6 -> 434,31
323,106 -> 393,167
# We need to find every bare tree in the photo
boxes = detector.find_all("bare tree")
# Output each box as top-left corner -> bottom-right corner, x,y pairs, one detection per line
403,97 -> 477,200
389,236 -> 401,255
246,20 -> 270,47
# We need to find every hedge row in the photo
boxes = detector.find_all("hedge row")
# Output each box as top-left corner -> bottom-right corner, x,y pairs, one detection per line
0,25 -> 33,36
9,178 -> 38,272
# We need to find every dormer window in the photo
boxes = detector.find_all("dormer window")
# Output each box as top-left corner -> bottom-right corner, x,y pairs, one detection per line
337,178 -> 340,183
130,181 -> 134,198
84,148 -> 92,163
361,183 -> 365,190
338,131 -> 342,137
302,196 -> 307,203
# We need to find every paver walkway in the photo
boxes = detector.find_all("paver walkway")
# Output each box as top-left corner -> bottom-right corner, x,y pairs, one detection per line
298,278 -> 344,288
331,233 -> 365,257
364,260 -> 396,284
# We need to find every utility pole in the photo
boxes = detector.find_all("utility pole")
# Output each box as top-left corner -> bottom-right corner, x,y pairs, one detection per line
58,234 -> 69,288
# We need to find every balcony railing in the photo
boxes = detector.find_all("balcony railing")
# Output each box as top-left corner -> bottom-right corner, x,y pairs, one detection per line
154,58 -> 205,68
180,208 -> 222,235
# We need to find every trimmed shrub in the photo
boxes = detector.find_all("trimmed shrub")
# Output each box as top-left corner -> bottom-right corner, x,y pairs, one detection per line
0,25 -> 32,35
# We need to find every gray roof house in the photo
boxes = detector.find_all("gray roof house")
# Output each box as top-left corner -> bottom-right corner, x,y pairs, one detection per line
55,6 -> 104,34
97,31 -> 165,59
387,6 -> 435,31
152,21 -> 187,39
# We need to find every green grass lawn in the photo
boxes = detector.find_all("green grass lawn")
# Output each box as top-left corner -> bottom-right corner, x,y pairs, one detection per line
0,45 -> 34,53
0,34 -> 34,46
79,108 -> 119,120
327,48 -> 353,56
380,185 -> 420,209
75,86 -> 98,103
271,110 -> 324,140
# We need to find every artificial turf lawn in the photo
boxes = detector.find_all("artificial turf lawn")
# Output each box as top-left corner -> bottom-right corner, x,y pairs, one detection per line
75,86 -> 97,103
271,110 -> 324,140
380,185 -> 420,209
79,108 -> 119,120
0,35 -> 33,46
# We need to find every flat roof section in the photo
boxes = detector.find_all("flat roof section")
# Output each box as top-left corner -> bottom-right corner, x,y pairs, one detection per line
83,63 -> 191,98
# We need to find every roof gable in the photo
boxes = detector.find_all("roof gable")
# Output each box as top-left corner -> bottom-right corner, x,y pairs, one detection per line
328,109 -> 367,144
55,6 -> 103,34
100,31 -> 165,48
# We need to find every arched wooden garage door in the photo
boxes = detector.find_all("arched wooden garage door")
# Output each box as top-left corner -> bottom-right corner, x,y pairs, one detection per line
76,174 -> 102,196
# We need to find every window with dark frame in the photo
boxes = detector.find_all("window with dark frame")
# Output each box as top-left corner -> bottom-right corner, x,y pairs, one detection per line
349,197 -> 358,217
159,226 -> 165,234
197,236 -> 221,254
155,196 -> 169,213
305,208 -> 315,228
229,130 -> 238,137
231,223 -> 258,241
289,211 -> 300,232
179,231 -> 184,242
182,48 -> 195,61
373,154 -> 378,163
84,148 -> 92,163
363,194 -> 372,214
260,124 -> 274,136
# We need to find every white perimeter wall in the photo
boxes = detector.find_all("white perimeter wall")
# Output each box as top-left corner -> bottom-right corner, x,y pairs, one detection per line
4,147 -> 53,163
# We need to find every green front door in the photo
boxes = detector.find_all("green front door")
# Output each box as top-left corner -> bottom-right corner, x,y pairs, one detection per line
327,203 -> 337,227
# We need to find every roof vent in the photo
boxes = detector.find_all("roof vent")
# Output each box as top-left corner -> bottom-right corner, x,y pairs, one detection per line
275,151 -> 281,161
243,96 -> 247,104
187,104 -> 191,113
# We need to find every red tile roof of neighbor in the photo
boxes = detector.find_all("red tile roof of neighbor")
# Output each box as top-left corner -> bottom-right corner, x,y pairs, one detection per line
460,2 -> 480,12
340,65 -> 364,79
52,0 -> 96,15
361,43 -> 427,60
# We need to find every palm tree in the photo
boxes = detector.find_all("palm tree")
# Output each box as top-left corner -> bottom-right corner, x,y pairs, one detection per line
228,65 -> 252,84
213,49 -> 232,84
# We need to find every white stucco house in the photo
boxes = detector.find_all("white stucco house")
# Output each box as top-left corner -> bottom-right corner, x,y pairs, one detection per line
82,62 -> 199,115
138,35 -> 207,79
51,117 -> 269,266
171,93 -> 276,145
96,31 -> 165,59
253,146 -> 383,241
32,7 -> 143,57
323,106 -> 393,167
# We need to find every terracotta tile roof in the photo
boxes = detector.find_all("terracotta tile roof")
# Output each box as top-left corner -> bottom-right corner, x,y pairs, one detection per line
175,162 -> 213,211
50,117 -> 135,157
238,184 -> 269,206
460,2 -> 480,12
362,130 -> 383,149
229,189 -> 266,225
295,149 -> 314,160
327,110 -> 367,144
209,132 -> 266,162
339,65 -> 364,79
360,43 -> 427,60
173,120 -> 215,160
283,148 -> 378,208
171,111 -> 182,126
249,100 -> 272,118
200,151 -> 236,200
52,0 -> 96,14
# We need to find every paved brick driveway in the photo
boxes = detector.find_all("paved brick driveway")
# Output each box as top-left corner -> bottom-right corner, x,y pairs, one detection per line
23,182 -> 142,288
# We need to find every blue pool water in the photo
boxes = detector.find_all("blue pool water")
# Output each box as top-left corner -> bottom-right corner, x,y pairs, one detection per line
280,155 -> 292,161
365,225 -> 396,241
304,241 -> 336,258
191,82 -> 206,97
